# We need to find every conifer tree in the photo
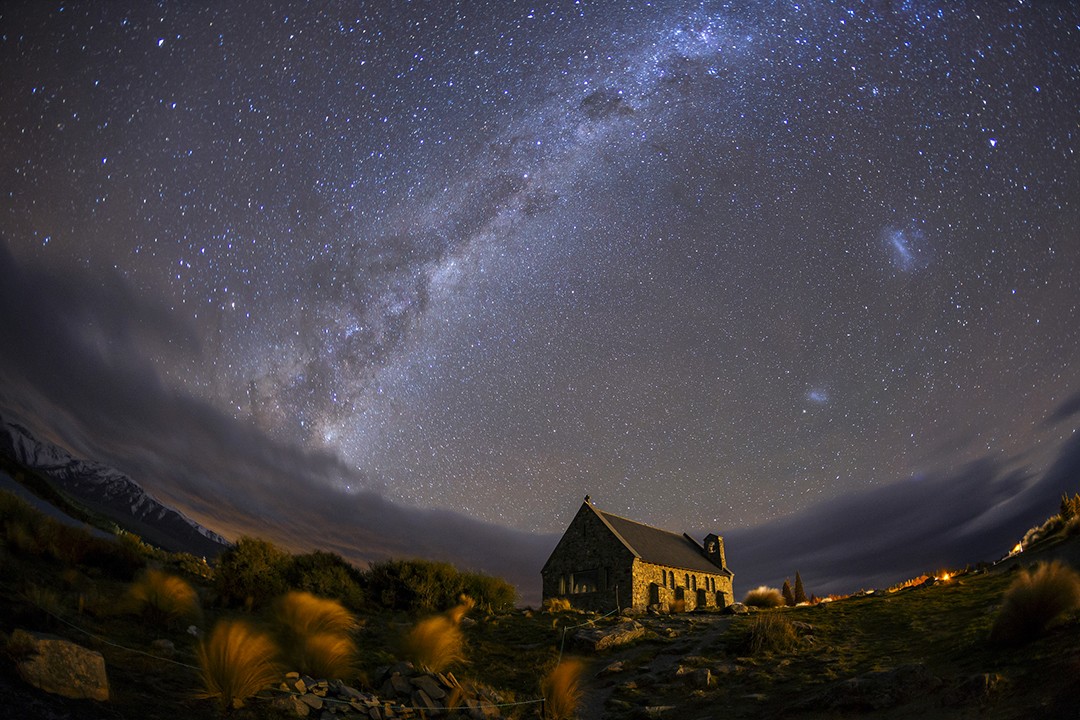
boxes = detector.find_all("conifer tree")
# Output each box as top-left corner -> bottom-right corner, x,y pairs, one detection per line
782,579 -> 795,607
794,571 -> 807,604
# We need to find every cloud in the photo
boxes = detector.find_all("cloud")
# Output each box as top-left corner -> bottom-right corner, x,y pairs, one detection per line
0,242 -> 554,603
1045,390 -> 1080,426
722,433 -> 1080,596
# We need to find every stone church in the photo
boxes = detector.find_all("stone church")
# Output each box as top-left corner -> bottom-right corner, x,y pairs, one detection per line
541,497 -> 734,613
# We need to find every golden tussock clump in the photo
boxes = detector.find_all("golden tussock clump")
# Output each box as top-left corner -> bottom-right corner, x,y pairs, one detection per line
274,591 -> 358,679
990,560 -> 1080,645
542,597 -> 572,613
541,658 -> 584,720
745,613 -> 799,655
129,568 -> 201,626
744,585 -> 785,608
197,620 -> 281,710
404,595 -> 475,672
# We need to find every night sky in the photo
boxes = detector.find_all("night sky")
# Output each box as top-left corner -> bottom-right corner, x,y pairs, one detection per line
2,1 -> 1079,598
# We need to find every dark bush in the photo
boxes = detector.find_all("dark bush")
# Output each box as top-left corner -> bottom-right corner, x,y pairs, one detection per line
286,550 -> 366,609
364,559 -> 516,613
214,536 -> 290,610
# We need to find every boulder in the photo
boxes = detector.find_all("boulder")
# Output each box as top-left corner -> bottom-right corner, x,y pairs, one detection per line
13,629 -> 110,701
572,620 -> 645,651
675,665 -> 711,689
724,603 -> 749,615
596,660 -> 625,676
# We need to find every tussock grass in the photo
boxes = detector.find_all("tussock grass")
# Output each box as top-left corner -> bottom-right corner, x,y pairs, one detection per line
745,613 -> 799,655
275,590 -> 356,637
404,596 -> 475,672
542,597 -> 572,613
129,568 -> 201,627
274,591 -> 357,678
990,560 -> 1080,645
197,620 -> 281,710
541,658 -> 583,720
744,585 -> 785,608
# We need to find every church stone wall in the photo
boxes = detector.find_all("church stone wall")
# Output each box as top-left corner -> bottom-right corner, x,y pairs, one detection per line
541,505 -> 636,613
542,503 -> 734,613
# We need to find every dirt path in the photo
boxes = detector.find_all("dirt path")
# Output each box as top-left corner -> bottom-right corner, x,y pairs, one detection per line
577,615 -> 733,718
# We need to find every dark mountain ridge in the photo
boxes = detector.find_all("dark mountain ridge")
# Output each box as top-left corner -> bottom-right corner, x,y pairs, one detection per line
0,415 -> 229,558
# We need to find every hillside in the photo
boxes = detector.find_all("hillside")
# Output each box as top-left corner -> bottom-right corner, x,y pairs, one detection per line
2,487 -> 1079,718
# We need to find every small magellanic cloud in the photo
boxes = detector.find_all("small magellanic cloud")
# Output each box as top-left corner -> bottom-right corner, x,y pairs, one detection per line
807,389 -> 829,404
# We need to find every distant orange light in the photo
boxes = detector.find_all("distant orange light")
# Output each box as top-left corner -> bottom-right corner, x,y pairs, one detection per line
1012,542 -> 1023,555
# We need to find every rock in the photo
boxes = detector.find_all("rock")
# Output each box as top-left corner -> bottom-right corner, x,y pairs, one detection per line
413,688 -> 440,714
411,674 -> 447,700
674,665 -> 711,689
299,693 -> 324,710
271,694 -> 312,717
597,660 -> 625,676
389,673 -> 413,697
790,621 -> 814,634
724,603 -> 749,615
13,630 -> 110,701
573,620 -> 645,651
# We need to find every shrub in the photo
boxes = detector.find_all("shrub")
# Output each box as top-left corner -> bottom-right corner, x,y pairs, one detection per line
990,560 -> 1080,645
459,571 -> 517,612
1060,492 -> 1080,521
129,568 -> 201,627
744,586 -> 785,608
365,559 -> 516,613
171,552 -> 214,581
744,613 -> 799,655
274,591 -> 357,678
287,550 -> 366,609
781,580 -> 795,607
794,571 -> 808,604
403,596 -> 474,672
541,658 -> 584,720
1023,515 -> 1065,548
542,597 -> 572,613
197,620 -> 281,710
78,534 -> 144,579
214,536 -> 290,610
670,598 -> 686,613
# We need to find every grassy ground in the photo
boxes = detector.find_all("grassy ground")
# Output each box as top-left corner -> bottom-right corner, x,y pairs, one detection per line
587,562 -> 1080,719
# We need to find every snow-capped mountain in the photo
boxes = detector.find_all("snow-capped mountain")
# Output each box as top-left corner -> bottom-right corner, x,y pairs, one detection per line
0,416 -> 229,558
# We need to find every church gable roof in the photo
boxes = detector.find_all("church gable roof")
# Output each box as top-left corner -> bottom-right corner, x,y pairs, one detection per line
588,503 -> 728,575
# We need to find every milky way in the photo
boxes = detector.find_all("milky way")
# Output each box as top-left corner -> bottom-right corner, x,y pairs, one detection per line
2,1 -> 1079,544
